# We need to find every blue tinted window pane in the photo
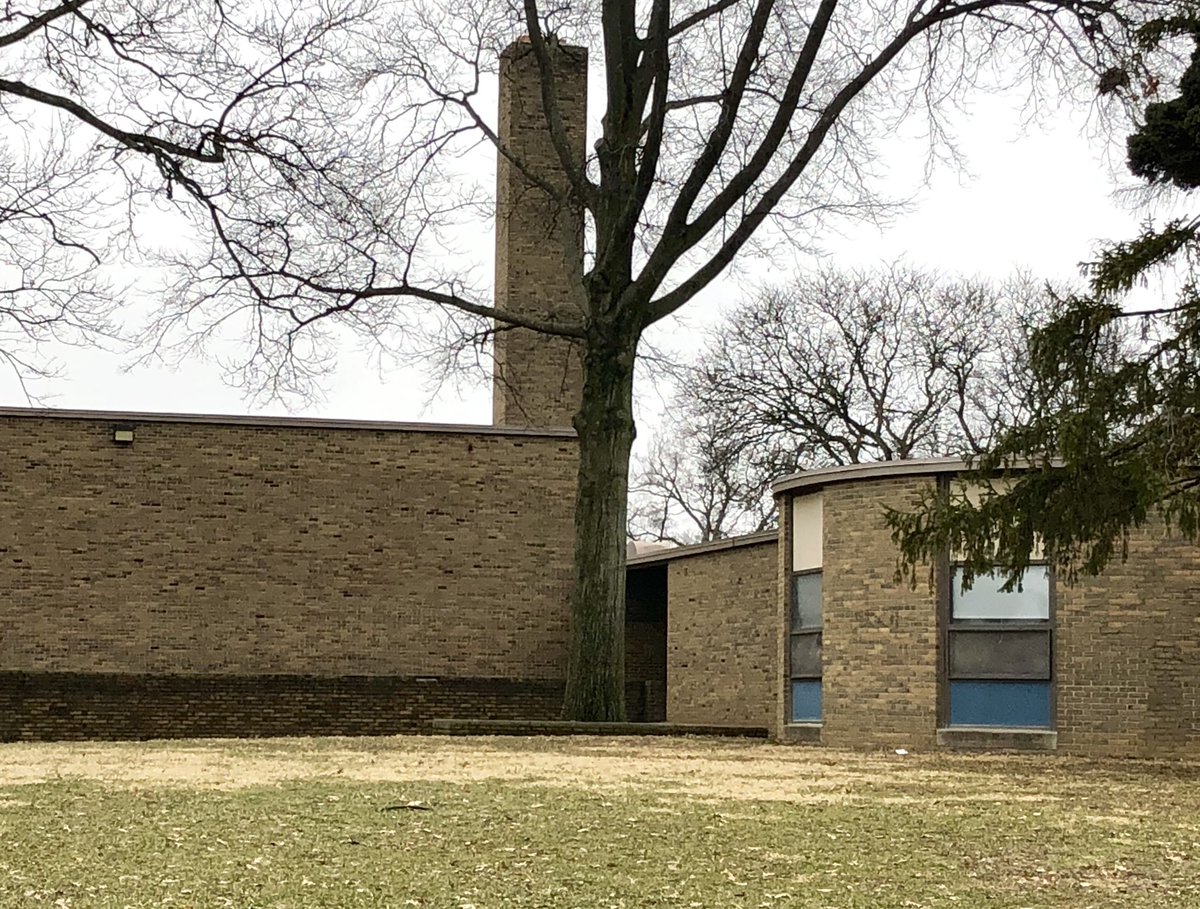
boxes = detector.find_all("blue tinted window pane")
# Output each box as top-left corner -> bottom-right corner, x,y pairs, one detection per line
790,680 -> 822,722
949,681 -> 1051,728
952,567 -> 1050,620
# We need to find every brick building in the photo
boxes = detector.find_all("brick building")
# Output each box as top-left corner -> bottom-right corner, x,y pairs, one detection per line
2,39 -> 1195,757
643,460 -> 1198,759
0,40 -> 687,743
0,412 -> 579,739
627,534 -> 776,730
0,40 -> 608,742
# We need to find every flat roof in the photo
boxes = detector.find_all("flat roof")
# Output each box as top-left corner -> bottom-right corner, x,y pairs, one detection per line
0,406 -> 577,439
771,457 -> 1059,496
626,530 -> 778,567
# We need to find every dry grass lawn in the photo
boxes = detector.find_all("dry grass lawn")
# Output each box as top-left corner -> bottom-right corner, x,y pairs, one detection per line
1,735 -> 1198,907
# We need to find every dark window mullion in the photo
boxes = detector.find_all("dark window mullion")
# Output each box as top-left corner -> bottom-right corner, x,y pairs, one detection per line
950,620 -> 1051,632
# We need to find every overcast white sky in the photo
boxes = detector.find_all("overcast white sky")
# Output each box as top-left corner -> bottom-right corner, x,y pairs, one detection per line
2,86 -> 1149,427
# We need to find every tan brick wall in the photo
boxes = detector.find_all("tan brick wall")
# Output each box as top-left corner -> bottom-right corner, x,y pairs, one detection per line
666,540 -> 777,728
1056,522 -> 1200,758
492,41 -> 586,429
819,477 -> 939,750
0,412 -> 577,681
775,470 -> 1199,759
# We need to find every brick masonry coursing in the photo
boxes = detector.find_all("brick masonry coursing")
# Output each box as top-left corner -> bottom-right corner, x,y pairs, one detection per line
0,671 -> 663,741
819,477 -> 939,750
1056,521 -> 1200,758
492,42 -> 587,429
773,468 -> 1200,758
0,412 -> 579,739
665,540 -> 777,729
0,672 -> 565,741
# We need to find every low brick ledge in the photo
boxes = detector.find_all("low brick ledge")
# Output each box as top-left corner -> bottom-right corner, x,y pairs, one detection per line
431,719 -> 768,738
937,726 -> 1058,752
779,723 -> 822,745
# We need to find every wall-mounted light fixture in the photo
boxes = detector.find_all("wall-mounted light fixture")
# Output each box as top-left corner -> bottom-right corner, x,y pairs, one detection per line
112,426 -> 135,445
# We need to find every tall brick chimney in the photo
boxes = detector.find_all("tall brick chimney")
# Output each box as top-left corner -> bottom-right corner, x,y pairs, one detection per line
492,39 -> 587,429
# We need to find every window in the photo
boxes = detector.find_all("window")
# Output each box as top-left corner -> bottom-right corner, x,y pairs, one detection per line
789,492 -> 822,724
946,566 -> 1052,728
789,571 -> 822,722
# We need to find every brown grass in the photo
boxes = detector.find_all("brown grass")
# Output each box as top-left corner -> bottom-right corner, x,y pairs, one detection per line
2,736 -> 1198,907
2,733 -> 1197,802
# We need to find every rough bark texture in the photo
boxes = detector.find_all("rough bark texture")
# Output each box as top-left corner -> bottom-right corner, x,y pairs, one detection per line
562,325 -> 639,720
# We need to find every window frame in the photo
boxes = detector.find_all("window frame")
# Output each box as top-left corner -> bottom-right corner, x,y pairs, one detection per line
936,479 -> 1056,730
788,567 -> 823,723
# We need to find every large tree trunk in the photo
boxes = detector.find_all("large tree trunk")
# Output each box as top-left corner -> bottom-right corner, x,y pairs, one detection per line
561,323 -> 639,721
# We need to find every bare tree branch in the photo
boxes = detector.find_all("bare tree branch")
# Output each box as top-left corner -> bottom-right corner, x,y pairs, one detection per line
631,265 -> 1092,542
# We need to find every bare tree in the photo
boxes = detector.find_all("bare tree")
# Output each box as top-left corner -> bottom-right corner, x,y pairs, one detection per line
1,125 -> 117,395
631,266 -> 1061,543
628,403 -> 774,545
0,1 -> 371,395
19,1 -> 1176,719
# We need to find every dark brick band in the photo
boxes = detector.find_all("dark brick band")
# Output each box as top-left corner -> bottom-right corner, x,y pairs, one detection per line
0,672 -> 671,742
0,673 -> 563,742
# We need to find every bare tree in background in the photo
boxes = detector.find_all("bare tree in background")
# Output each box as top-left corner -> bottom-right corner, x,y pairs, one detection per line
629,404 -> 775,545
7,1 -> 1181,719
1,126 -> 114,394
0,1 -> 369,394
630,266 -> 1060,543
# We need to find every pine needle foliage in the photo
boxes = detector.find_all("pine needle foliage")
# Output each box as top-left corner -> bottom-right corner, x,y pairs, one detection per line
888,11 -> 1200,589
